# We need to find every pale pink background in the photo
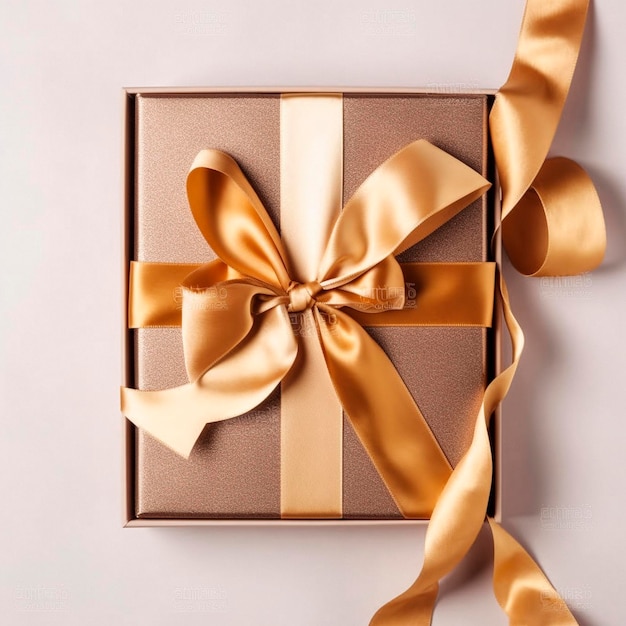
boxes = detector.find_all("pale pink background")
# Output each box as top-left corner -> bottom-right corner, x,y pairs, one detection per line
1,0 -> 623,624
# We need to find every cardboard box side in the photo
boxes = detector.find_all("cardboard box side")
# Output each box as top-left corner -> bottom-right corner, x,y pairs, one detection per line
124,518 -> 427,528
123,86 -> 498,96
122,90 -> 137,526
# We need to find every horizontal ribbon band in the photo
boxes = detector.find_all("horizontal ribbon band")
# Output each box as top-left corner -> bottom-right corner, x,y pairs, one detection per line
128,260 -> 496,329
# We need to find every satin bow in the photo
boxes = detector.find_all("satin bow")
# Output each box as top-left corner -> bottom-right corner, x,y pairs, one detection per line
123,140 -> 490,518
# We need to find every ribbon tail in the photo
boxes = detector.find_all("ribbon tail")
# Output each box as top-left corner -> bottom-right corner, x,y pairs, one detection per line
488,519 -> 578,625
122,306 -> 298,458
316,305 -> 452,519
370,268 -> 523,625
122,384 -> 219,460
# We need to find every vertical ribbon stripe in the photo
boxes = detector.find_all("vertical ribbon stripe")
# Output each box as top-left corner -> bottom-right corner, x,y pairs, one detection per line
279,94 -> 345,518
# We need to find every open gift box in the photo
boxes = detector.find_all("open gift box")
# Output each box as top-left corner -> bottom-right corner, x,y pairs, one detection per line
121,88 -> 502,525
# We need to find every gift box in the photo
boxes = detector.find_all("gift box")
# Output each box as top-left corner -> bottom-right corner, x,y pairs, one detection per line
119,3 -> 609,621
121,88 -> 501,525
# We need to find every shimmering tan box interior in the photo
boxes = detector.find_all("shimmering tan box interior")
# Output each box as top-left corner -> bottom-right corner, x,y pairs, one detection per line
130,92 -> 492,520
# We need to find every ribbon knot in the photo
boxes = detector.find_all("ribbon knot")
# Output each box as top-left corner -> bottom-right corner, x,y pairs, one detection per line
287,281 -> 321,312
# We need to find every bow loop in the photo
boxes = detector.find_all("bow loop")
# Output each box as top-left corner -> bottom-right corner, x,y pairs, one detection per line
318,140 -> 491,284
181,276 -> 280,382
320,255 -> 406,313
187,150 -> 292,291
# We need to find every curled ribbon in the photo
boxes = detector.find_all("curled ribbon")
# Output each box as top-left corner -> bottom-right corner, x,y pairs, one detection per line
492,0 -> 606,276
373,0 -> 606,624
122,140 -> 491,519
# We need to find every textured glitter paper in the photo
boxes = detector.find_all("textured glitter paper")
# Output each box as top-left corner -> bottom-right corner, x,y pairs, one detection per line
131,92 -> 491,519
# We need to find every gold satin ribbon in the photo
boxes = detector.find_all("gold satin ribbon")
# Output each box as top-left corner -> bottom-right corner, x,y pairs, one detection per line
372,0 -> 606,623
122,140 -> 491,523
371,269 -> 526,625
370,275 -> 577,626
491,0 -> 606,276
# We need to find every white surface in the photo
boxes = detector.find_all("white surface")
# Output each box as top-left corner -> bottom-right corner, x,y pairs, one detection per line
1,0 -> 624,624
